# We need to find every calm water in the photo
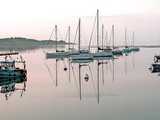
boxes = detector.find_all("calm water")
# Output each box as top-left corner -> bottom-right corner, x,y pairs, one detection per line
0,48 -> 160,120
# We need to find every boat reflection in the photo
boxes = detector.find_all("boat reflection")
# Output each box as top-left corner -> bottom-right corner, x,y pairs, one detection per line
56,58 -> 111,103
0,76 -> 27,100
45,52 -> 136,104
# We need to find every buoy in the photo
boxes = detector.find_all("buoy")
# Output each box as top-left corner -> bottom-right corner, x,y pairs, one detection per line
84,73 -> 89,82
64,67 -> 67,71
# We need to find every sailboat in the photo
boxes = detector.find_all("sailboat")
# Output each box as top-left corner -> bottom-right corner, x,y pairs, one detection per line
111,25 -> 123,56
102,26 -> 113,58
130,32 -> 140,52
46,25 -> 69,59
70,18 -> 93,61
93,10 -> 113,58
122,28 -> 132,54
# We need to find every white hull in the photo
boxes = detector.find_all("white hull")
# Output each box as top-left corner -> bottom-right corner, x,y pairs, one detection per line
93,51 -> 113,57
46,52 -> 69,59
68,50 -> 79,56
71,53 -> 93,60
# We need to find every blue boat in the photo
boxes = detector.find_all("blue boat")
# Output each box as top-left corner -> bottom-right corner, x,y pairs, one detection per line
0,52 -> 27,79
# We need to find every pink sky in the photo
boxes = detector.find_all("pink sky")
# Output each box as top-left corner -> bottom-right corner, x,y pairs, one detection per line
0,0 -> 159,40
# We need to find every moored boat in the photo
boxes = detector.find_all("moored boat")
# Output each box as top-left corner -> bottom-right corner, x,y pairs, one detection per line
71,50 -> 93,60
112,49 -> 123,56
0,52 -> 27,79
46,25 -> 69,59
70,18 -> 93,61
150,63 -> 160,73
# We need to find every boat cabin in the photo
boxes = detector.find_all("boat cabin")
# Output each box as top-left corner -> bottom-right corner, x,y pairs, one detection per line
154,55 -> 160,63
0,61 -> 15,70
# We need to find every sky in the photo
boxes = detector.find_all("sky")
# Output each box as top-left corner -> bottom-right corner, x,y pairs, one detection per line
0,0 -> 160,41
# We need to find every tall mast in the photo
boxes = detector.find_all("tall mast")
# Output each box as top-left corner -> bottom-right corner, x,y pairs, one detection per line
68,26 -> 70,51
102,24 -> 104,49
97,9 -> 99,52
68,26 -> 71,83
112,25 -> 114,49
55,25 -> 58,52
78,18 -> 81,52
125,28 -> 127,48
105,31 -> 108,48
132,32 -> 135,47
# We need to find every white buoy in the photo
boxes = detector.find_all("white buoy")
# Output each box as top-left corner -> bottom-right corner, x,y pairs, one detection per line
84,73 -> 89,82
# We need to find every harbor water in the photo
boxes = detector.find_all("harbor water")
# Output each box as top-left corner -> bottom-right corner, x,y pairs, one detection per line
0,48 -> 159,120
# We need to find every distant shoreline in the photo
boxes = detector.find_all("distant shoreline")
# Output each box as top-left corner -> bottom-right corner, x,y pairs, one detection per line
0,37 -> 159,51
0,37 -> 74,51
0,37 -> 70,44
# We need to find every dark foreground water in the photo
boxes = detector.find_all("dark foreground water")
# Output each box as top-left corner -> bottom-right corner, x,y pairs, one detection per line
0,48 -> 160,120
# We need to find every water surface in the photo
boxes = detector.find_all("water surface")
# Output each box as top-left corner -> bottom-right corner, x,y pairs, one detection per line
0,48 -> 160,120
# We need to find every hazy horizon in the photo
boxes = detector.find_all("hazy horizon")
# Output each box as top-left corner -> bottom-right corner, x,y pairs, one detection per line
0,0 -> 160,45
1,14 -> 159,46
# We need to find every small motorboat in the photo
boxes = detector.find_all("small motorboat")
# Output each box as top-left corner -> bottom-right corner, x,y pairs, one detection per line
154,55 -> 160,63
0,52 -> 27,79
150,63 -> 160,73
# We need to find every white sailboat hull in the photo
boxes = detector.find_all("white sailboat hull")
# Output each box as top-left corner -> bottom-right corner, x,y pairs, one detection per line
71,52 -> 93,60
93,51 -> 113,58
46,52 -> 69,59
